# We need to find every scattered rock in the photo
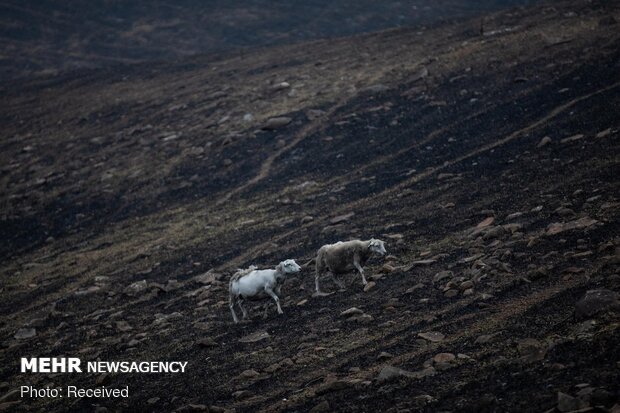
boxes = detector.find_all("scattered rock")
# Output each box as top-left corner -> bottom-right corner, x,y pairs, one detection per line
116,321 -> 132,332
537,136 -> 552,147
475,333 -> 499,344
238,369 -> 260,379
329,212 -> 354,225
546,217 -> 598,235
575,289 -> 620,319
477,217 -> 495,228
418,331 -> 445,342
262,117 -> 292,130
463,288 -> 474,297
364,84 -> 390,93
271,81 -> 290,91
376,365 -> 435,383
444,289 -> 458,298
341,307 -> 364,317
405,283 -> 425,293
433,353 -> 456,363
14,328 -> 36,340
196,338 -> 217,347
239,331 -> 270,343
483,226 -> 507,240
124,280 -> 148,296
433,271 -> 453,283
381,263 -> 396,273
264,358 -> 294,373
557,392 -> 588,412
377,352 -> 393,361
460,280 -> 474,290
232,390 -> 252,400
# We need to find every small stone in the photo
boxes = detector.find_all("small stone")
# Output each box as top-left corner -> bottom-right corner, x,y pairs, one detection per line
196,338 -> 217,347
476,217 -> 495,228
463,288 -> 474,296
483,226 -> 506,240
546,217 -> 598,235
377,352 -> 393,360
297,299 -> 308,306
232,390 -> 252,400
124,280 -> 148,296
433,353 -> 456,363
14,328 -> 36,340
405,283 -> 425,293
262,117 -> 292,130
433,271 -> 453,283
381,263 -> 396,273
341,307 -> 364,317
239,331 -> 270,343
271,81 -> 290,91
460,280 -> 474,290
596,128 -> 612,138
418,331 -> 445,342
239,369 -> 260,379
557,392 -> 588,412
475,333 -> 498,344
376,365 -> 435,383
329,212 -> 354,224
444,289 -> 458,298
537,136 -> 552,147
116,321 -> 132,332
364,281 -> 376,292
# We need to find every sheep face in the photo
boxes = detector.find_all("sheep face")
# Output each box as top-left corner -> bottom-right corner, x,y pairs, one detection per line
368,239 -> 387,256
280,259 -> 302,274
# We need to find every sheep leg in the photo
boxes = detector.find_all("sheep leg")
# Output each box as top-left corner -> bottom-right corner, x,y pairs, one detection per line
265,287 -> 283,314
313,272 -> 333,297
237,299 -> 248,319
229,295 -> 239,324
354,260 -> 368,286
331,272 -> 347,291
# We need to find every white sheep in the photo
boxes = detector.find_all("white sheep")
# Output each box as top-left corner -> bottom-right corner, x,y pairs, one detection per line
229,259 -> 301,323
315,238 -> 386,295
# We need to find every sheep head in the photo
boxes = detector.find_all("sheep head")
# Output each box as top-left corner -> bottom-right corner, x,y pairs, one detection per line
368,239 -> 387,256
279,259 -> 302,274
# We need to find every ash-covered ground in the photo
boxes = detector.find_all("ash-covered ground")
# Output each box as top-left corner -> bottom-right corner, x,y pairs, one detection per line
1,0 -> 619,411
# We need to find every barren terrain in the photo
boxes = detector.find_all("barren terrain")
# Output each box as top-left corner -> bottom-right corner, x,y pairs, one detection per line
1,0 -> 619,412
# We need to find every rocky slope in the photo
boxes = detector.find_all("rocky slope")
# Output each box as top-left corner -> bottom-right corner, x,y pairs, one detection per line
1,0 -> 619,411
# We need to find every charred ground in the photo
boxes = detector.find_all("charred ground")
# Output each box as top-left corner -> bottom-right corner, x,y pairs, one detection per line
1,0 -> 619,412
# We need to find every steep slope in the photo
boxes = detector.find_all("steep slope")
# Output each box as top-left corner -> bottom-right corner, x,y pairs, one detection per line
1,0 -> 619,412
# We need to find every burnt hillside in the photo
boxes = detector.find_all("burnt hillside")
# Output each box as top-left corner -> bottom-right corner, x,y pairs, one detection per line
0,0 -> 619,412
